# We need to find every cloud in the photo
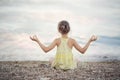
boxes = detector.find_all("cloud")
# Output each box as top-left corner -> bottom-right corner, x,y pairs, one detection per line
97,36 -> 120,46
0,28 -> 38,51
0,0 -> 120,61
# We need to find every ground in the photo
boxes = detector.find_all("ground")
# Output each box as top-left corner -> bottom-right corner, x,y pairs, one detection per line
0,61 -> 120,80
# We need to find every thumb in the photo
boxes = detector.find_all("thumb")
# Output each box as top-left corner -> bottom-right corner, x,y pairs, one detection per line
30,36 -> 33,40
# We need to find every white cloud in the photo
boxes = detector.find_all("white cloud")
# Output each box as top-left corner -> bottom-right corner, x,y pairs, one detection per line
0,0 -> 120,61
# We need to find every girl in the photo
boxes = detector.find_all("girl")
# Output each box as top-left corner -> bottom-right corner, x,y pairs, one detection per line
30,20 -> 97,70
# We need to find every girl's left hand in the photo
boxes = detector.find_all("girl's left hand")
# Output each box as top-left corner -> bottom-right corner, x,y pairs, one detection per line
30,35 -> 39,42
90,35 -> 97,42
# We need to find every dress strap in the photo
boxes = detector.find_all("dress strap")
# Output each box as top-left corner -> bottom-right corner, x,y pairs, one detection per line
61,38 -> 68,43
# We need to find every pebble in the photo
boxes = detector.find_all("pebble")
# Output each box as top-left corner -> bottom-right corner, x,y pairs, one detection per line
0,61 -> 120,80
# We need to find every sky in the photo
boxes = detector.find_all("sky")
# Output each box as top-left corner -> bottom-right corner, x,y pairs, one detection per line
0,0 -> 120,61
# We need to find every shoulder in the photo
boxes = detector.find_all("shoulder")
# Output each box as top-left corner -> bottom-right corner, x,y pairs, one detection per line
54,38 -> 60,41
53,38 -> 60,46
54,38 -> 61,44
67,37 -> 77,47
68,38 -> 78,46
68,37 -> 76,42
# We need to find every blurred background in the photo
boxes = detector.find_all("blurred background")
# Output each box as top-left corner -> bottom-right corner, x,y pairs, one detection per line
0,0 -> 120,61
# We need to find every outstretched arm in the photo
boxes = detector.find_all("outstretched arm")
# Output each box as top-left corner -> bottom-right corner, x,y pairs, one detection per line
73,35 -> 97,54
30,35 -> 57,53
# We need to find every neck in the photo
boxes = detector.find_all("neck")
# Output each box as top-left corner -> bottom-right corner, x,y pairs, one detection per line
61,34 -> 68,38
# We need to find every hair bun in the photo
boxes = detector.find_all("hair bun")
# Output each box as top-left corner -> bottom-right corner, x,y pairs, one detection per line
58,20 -> 70,34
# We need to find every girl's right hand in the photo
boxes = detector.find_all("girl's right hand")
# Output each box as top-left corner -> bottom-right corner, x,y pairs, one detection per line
90,35 -> 97,42
30,35 -> 39,42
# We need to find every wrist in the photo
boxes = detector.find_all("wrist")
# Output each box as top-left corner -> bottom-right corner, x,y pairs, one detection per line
36,40 -> 40,43
89,39 -> 92,43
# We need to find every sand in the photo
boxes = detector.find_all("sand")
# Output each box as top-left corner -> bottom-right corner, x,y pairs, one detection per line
0,61 -> 120,80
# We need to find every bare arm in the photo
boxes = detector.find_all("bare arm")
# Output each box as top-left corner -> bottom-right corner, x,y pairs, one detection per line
73,35 -> 97,54
30,35 -> 57,53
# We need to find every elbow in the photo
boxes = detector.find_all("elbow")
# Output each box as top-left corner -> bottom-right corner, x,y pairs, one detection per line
80,48 -> 87,54
44,48 -> 49,53
78,49 -> 85,54
80,50 -> 86,54
42,47 -> 49,53
81,51 -> 85,54
44,50 -> 49,53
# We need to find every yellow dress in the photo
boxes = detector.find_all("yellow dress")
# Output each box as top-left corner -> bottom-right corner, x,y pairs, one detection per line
51,38 -> 77,70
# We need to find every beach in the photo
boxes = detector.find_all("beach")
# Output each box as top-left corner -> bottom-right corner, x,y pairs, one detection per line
0,61 -> 120,80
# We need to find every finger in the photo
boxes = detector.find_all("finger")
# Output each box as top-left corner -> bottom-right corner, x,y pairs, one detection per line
33,35 -> 37,38
30,36 -> 33,40
92,36 -> 95,40
95,36 -> 97,40
92,35 -> 95,37
94,36 -> 96,40
30,36 -> 34,41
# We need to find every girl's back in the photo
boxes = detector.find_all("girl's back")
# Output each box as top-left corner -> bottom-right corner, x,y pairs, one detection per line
52,37 -> 77,70
56,37 -> 74,49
